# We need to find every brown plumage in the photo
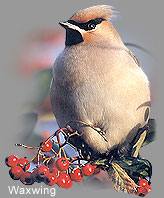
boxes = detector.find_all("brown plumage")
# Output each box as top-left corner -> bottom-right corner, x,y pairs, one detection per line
70,5 -> 113,22
50,5 -> 150,154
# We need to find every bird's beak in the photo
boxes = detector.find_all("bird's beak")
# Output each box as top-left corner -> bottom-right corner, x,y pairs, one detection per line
59,22 -> 69,29
59,21 -> 85,34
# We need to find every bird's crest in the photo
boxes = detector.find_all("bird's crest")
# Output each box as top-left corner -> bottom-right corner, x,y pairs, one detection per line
70,5 -> 114,23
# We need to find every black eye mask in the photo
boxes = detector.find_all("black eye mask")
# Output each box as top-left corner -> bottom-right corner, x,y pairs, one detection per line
67,18 -> 105,31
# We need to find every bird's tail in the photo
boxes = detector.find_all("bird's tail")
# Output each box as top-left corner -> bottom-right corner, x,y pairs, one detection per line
144,118 -> 156,145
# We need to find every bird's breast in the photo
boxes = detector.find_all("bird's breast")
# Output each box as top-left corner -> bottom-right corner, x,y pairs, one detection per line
52,46 -> 150,152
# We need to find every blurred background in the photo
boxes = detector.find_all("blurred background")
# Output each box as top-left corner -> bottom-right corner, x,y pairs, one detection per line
0,0 -> 163,198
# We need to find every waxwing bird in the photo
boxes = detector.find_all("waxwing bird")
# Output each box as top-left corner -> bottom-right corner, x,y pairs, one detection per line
50,5 -> 151,156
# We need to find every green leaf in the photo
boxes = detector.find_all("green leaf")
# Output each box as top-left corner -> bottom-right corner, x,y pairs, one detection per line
110,162 -> 138,194
114,156 -> 152,183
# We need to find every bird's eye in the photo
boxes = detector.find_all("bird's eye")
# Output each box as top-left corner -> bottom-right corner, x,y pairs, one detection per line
87,23 -> 96,30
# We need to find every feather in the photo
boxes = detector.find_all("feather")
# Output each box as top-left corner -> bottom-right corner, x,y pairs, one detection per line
144,118 -> 156,145
70,5 -> 114,23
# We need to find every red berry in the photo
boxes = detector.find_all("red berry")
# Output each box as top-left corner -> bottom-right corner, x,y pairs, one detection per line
37,165 -> 49,176
137,178 -> 152,196
137,186 -> 151,196
81,164 -> 96,176
58,172 -> 70,179
64,179 -> 72,189
9,166 -> 23,180
5,155 -> 18,167
137,186 -> 147,195
139,178 -> 149,187
20,172 -> 34,185
70,168 -> 83,182
57,173 -> 72,189
45,173 -> 57,186
17,158 -> 30,170
51,164 -> 60,177
41,140 -> 53,152
56,157 -> 70,171
32,165 -> 49,183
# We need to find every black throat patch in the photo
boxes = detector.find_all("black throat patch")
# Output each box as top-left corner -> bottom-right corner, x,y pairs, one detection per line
65,29 -> 84,46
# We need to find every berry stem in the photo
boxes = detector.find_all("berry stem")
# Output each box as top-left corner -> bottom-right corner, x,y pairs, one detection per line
51,148 -> 58,155
15,144 -> 39,149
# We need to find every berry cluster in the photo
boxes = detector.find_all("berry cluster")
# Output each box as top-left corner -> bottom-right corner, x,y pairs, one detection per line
5,127 -> 97,189
5,126 -> 152,196
6,155 -> 96,188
